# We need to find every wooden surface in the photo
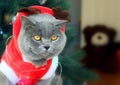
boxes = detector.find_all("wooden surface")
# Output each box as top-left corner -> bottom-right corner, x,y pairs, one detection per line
87,71 -> 120,85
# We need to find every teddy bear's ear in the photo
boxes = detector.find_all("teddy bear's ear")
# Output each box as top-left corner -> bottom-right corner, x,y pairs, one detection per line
83,26 -> 93,35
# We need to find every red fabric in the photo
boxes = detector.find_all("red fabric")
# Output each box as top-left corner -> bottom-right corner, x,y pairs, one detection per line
1,5 -> 65,85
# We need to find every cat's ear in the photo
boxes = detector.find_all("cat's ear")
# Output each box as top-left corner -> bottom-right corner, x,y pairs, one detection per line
21,16 -> 34,25
55,20 -> 68,27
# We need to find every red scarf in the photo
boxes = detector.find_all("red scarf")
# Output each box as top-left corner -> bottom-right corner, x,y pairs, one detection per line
1,6 -> 65,85
2,39 -> 52,85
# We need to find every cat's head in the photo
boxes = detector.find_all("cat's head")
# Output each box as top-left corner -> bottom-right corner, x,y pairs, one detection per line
18,14 -> 68,66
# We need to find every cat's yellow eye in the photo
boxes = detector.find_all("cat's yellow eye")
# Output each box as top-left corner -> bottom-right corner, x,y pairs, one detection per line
34,35 -> 41,41
51,35 -> 58,41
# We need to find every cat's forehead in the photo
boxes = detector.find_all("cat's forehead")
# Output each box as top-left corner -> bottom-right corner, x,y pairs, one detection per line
27,14 -> 60,32
35,22 -> 57,32
25,21 -> 60,37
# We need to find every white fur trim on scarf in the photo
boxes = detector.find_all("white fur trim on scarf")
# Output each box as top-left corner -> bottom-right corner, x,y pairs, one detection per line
41,56 -> 58,79
0,60 -> 19,85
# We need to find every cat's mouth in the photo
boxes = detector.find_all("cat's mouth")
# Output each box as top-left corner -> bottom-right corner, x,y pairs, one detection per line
32,58 -> 46,63
29,47 -> 53,61
30,47 -> 50,56
31,58 -> 47,66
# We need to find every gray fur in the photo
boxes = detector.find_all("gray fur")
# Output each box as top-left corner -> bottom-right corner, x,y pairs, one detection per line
0,14 -> 68,85
18,14 -> 67,66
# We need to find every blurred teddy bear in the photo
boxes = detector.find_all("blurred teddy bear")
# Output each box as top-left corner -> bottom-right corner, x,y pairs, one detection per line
81,25 -> 120,73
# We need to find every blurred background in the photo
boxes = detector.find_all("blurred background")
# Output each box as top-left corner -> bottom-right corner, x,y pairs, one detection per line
81,0 -> 120,85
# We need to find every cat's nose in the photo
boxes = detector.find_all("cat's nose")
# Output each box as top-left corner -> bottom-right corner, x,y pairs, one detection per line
44,46 -> 50,50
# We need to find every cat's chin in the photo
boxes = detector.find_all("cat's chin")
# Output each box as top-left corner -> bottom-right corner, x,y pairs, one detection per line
30,58 -> 47,67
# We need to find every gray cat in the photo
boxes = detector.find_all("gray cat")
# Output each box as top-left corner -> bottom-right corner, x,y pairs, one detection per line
0,14 -> 68,85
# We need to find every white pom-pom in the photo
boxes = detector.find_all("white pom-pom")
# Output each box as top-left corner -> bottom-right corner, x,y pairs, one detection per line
39,0 -> 47,5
